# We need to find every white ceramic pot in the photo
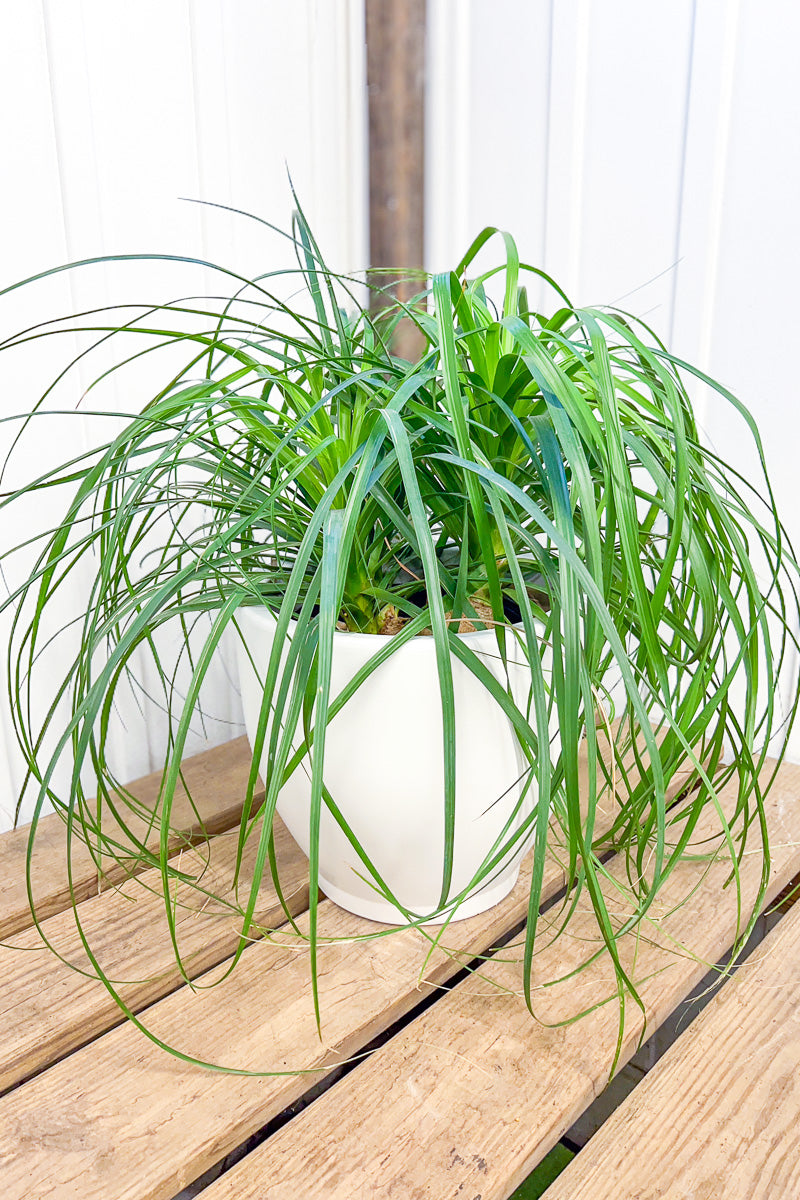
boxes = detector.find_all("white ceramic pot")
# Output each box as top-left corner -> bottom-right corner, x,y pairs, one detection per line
236,608 -> 555,924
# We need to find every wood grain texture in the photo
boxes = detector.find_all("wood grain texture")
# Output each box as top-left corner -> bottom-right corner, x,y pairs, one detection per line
366,0 -> 426,361
199,762 -> 800,1200
541,878 -> 800,1199
0,729 -> 637,1200
0,736 -> 257,941
0,817 -> 308,1095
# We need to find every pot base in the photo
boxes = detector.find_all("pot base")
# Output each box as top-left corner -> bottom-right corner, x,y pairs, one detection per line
319,868 -> 521,926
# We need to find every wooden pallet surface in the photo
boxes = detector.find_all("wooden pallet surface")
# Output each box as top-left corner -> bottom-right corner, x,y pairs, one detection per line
0,846 -> 574,1200
542,861 -> 800,1199
0,714 -> 642,1200
197,761 -> 800,1200
0,725 -> 716,1200
0,816 -> 308,1094
0,721 -> 636,1099
0,736 -> 257,940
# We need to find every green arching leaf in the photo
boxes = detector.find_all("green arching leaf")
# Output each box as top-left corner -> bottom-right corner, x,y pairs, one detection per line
381,407 -> 458,907
1,204 -> 796,1076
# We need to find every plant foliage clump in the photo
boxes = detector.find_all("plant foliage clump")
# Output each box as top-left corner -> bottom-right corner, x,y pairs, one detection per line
1,203 -> 798,1067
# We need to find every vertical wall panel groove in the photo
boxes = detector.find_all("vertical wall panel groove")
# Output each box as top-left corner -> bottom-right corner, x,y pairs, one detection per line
540,0 -> 555,278
424,0 -> 472,272
684,0 -> 741,397
567,0 -> 591,296
667,0 -> 699,348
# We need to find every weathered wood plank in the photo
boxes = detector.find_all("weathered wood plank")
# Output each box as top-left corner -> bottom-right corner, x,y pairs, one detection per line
0,729 -> 637,1200
0,861 -> 559,1200
542,881 -> 800,1198
199,762 -> 800,1200
0,736 -> 257,940
0,816 -> 309,1094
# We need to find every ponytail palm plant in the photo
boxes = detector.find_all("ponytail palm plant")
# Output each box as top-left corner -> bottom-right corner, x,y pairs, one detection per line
1,203 -> 798,1065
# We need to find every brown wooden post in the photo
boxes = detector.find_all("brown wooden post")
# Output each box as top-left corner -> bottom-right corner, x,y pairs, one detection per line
365,0 -> 426,361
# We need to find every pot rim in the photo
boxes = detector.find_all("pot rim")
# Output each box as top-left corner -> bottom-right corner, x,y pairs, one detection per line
236,603 -> 540,643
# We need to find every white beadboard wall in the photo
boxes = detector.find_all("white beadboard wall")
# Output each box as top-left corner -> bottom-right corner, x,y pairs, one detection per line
1,1 -> 798,829
0,0 -> 367,830
427,0 -> 800,760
